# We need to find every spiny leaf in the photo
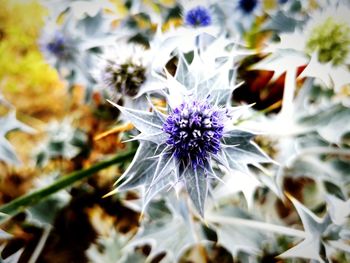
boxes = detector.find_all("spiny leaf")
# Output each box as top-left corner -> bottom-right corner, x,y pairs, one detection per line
278,195 -> 332,262
207,206 -> 266,257
326,195 -> 350,225
183,165 -> 208,217
175,52 -> 195,90
222,141 -> 272,164
0,111 -> 34,165
108,100 -> 164,137
130,201 -> 200,261
222,129 -> 256,145
117,142 -> 160,191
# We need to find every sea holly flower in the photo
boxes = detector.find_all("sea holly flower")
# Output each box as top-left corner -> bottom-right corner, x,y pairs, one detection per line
39,21 -> 81,69
237,0 -> 259,14
162,100 -> 224,169
108,50 -> 272,217
39,19 -> 95,87
218,0 -> 262,35
184,6 -> 212,27
93,44 -> 147,99
91,42 -> 164,110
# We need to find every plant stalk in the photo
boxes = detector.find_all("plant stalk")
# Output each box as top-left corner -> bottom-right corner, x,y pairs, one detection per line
0,149 -> 135,217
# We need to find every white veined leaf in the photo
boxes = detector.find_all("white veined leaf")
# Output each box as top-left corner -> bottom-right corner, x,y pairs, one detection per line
222,129 -> 256,145
108,100 -> 164,136
207,206 -> 266,257
278,196 -> 332,262
326,195 -> 350,225
299,104 -> 350,144
148,151 -> 176,188
183,165 -> 208,217
128,131 -> 168,145
129,207 -> 199,261
143,174 -> 175,213
214,148 -> 249,174
222,141 -> 272,164
115,141 -> 160,191
213,170 -> 261,209
175,53 -> 195,90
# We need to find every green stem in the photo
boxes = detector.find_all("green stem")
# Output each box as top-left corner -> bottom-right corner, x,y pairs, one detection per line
0,149 -> 135,216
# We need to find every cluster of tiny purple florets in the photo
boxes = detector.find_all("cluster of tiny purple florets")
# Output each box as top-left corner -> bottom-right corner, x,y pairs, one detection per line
163,100 -> 224,168
185,6 -> 212,27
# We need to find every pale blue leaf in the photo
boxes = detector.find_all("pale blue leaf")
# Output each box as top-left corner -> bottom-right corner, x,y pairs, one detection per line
208,206 -> 265,257
222,142 -> 272,164
130,210 -> 199,261
222,129 -> 255,145
117,142 -> 170,192
183,165 -> 208,217
263,11 -> 301,33
175,53 -> 195,90
143,174 -> 175,212
326,195 -> 350,225
108,100 -> 164,136
279,196 -> 332,262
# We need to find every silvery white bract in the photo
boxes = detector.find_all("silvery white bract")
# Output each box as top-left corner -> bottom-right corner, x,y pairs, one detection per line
91,41 -> 164,111
0,111 -> 35,166
109,47 -> 272,217
39,4 -> 117,92
35,119 -> 87,167
279,195 -> 350,262
86,229 -> 146,263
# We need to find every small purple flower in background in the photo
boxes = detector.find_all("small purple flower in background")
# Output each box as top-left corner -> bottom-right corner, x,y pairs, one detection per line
238,0 -> 259,14
163,100 -> 224,168
45,32 -> 71,60
39,20 -> 82,71
185,6 -> 212,27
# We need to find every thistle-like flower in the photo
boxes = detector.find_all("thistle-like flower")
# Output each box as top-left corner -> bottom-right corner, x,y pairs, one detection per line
92,42 -> 159,109
184,6 -> 212,27
95,44 -> 147,96
108,47 -> 271,216
237,0 -> 259,14
39,20 -> 81,69
163,100 -> 225,169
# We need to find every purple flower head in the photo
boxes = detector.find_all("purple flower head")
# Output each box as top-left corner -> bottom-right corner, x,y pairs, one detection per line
185,6 -> 212,27
45,32 -> 71,60
238,0 -> 258,14
163,100 -> 225,168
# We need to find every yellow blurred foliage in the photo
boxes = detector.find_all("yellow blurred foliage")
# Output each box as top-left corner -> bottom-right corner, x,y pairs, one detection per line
0,0 -> 66,120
